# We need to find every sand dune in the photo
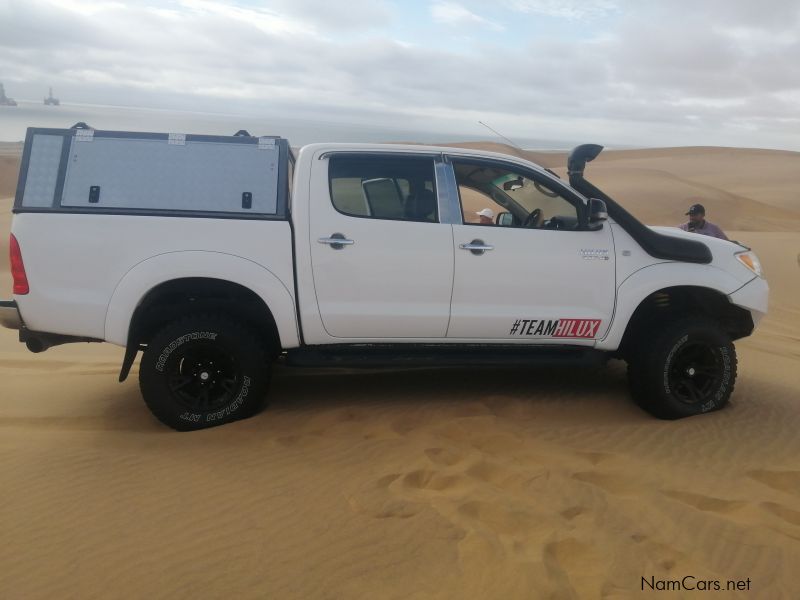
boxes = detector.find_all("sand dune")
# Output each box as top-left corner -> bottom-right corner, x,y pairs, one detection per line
1,144 -> 800,599
0,150 -> 21,199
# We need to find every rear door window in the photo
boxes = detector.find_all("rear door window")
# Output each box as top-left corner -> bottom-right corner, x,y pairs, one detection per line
328,156 -> 438,223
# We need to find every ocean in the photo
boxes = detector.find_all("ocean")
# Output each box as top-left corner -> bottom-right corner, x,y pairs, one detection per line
0,101 -> 572,149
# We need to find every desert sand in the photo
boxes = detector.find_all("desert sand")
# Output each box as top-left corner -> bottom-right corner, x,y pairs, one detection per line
1,144 -> 799,599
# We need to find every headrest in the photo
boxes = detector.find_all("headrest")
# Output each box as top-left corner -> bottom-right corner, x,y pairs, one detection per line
406,189 -> 436,221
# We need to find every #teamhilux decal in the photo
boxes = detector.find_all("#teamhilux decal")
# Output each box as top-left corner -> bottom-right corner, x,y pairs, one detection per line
509,318 -> 601,338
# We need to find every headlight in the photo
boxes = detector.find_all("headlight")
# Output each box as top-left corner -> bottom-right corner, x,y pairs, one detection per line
736,251 -> 764,278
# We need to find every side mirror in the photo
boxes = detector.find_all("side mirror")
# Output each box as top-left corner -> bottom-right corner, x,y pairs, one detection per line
589,198 -> 607,222
496,211 -> 514,226
585,198 -> 607,230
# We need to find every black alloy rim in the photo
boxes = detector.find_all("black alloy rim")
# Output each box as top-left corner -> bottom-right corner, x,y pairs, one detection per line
668,341 -> 723,405
165,342 -> 239,411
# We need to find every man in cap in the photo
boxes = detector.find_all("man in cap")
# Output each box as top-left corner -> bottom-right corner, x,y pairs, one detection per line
679,204 -> 728,240
476,208 -> 495,225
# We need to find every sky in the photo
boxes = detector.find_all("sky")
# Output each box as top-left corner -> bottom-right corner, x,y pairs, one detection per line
0,0 -> 799,149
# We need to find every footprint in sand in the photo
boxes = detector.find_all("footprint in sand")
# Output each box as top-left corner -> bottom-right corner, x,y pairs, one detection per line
347,494 -> 421,520
542,537 -> 593,597
761,501 -> 800,527
424,447 -> 464,467
355,463 -> 476,520
748,469 -> 800,496
457,500 -> 539,536
368,499 -> 421,519
660,559 -> 677,571
464,459 -> 547,492
661,490 -> 746,514
401,469 -> 468,493
560,506 -> 584,521
391,416 -> 425,436
347,473 -> 422,520
468,432 -> 527,456
576,451 -> 615,466
571,471 -> 643,496
376,473 -> 402,488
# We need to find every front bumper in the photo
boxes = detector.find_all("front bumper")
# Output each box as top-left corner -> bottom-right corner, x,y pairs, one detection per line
0,300 -> 22,330
728,276 -> 769,327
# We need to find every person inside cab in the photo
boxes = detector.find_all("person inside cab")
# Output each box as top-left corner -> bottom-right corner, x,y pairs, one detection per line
476,208 -> 495,224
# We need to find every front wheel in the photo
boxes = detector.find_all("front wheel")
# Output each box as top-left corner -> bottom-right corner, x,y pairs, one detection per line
139,314 -> 272,430
627,317 -> 737,419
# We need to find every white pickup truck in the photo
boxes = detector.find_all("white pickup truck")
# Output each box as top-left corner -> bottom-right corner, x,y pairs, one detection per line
1,125 -> 768,430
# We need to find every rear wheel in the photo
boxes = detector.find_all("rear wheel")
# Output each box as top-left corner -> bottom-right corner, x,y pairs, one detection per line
139,314 -> 272,430
627,317 -> 737,419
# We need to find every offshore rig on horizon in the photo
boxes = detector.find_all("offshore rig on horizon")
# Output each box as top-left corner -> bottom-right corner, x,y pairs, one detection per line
0,82 -> 17,106
44,87 -> 60,106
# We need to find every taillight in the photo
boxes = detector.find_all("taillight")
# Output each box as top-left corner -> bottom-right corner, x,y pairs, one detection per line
10,234 -> 29,295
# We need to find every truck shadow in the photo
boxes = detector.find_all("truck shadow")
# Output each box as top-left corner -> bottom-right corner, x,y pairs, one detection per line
98,361 -> 634,433
267,360 -> 633,414
96,358 -> 794,437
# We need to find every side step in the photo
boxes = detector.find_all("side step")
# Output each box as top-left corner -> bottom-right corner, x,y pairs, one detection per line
283,344 -> 607,368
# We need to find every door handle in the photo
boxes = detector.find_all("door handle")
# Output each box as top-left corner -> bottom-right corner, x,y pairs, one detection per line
318,233 -> 354,250
459,239 -> 494,255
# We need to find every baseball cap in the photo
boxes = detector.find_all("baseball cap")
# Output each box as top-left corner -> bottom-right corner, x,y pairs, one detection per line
476,208 -> 495,218
685,203 -> 705,215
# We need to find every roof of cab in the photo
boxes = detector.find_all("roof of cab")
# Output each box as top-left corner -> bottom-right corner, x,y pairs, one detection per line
296,142 -> 552,176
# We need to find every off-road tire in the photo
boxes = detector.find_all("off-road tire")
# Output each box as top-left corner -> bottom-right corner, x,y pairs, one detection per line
139,314 -> 271,431
627,317 -> 737,419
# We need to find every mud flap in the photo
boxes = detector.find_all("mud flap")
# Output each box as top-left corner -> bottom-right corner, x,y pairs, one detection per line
118,344 -> 142,382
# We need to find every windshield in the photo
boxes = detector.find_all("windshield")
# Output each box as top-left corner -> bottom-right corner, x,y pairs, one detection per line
488,173 -> 566,216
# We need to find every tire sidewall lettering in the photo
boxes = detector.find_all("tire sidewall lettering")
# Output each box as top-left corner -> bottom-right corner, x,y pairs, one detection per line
155,331 -> 218,372
707,345 -> 732,411
662,334 -> 689,395
206,375 -> 251,422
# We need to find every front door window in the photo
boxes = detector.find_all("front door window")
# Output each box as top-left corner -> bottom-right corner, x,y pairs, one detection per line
453,162 -> 580,231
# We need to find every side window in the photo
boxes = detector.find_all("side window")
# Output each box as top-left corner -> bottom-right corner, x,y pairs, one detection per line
453,161 -> 580,230
328,156 -> 438,223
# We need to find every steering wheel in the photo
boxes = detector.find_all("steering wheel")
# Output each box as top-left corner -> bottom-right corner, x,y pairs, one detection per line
522,208 -> 543,229
544,216 -> 562,230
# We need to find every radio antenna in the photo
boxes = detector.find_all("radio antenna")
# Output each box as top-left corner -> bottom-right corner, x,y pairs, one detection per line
478,120 -> 523,151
